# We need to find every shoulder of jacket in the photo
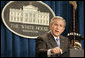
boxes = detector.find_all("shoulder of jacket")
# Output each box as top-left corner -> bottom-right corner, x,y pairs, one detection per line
60,35 -> 69,40
37,33 -> 49,40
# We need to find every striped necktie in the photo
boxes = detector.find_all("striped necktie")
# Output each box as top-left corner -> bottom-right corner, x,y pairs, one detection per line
56,38 -> 60,47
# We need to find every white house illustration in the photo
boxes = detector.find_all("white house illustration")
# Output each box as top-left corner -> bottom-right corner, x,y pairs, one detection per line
9,5 -> 49,26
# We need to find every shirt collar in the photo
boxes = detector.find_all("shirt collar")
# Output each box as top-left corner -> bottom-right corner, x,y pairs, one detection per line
51,32 -> 60,41
53,35 -> 60,41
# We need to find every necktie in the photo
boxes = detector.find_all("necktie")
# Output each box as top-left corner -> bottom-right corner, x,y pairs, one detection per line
56,38 -> 60,47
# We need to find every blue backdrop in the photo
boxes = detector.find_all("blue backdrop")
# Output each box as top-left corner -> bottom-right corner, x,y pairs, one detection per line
1,1 -> 84,57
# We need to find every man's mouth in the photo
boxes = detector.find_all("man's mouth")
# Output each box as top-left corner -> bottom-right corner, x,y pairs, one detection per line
55,30 -> 59,32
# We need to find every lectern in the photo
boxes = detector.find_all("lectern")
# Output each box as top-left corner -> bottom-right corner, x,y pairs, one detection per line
70,49 -> 84,57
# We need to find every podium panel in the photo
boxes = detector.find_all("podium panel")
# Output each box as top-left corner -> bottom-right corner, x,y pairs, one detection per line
70,49 -> 84,57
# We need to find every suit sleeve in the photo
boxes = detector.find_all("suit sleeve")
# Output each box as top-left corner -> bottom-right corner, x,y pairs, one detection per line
36,37 -> 48,57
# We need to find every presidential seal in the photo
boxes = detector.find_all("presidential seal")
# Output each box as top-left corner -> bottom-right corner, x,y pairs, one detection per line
2,1 -> 55,39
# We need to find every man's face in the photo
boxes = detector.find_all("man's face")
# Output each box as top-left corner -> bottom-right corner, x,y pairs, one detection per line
50,19 -> 65,37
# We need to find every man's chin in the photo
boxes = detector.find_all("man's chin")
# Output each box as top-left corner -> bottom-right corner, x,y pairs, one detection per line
54,34 -> 59,37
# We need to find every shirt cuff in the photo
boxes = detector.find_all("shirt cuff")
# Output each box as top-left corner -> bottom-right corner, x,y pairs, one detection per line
47,49 -> 53,57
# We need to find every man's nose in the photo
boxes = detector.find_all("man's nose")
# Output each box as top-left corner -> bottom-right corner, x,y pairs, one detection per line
56,25 -> 60,28
56,26 -> 59,29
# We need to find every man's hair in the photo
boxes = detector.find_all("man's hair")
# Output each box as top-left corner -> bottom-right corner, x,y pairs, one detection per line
50,16 -> 66,27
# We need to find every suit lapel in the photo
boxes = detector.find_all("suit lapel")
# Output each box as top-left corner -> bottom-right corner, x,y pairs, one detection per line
60,36 -> 65,51
48,33 -> 57,48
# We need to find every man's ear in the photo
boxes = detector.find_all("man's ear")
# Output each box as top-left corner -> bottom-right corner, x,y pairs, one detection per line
49,24 -> 52,30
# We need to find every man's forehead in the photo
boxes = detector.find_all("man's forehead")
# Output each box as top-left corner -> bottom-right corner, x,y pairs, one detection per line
53,19 -> 64,21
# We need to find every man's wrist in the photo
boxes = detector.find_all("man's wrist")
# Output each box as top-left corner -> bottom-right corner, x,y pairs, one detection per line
47,49 -> 53,57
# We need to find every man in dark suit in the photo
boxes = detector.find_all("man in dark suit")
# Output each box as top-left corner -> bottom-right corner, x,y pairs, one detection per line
36,16 -> 70,57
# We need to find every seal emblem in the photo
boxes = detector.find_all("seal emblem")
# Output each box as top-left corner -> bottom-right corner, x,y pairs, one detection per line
2,1 -> 55,38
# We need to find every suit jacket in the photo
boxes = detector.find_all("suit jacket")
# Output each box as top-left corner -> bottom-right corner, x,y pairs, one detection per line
36,32 -> 70,57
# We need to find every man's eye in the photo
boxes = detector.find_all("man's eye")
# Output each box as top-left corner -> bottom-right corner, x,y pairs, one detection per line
60,25 -> 63,27
54,24 -> 57,26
